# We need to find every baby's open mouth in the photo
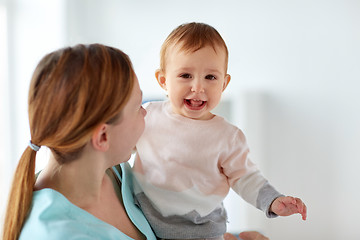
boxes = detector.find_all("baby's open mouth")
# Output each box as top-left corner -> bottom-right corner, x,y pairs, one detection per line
184,99 -> 206,109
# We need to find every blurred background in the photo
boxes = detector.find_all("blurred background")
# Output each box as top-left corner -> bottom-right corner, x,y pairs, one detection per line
1,0 -> 359,239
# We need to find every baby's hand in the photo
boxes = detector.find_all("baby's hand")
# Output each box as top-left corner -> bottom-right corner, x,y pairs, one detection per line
270,196 -> 307,220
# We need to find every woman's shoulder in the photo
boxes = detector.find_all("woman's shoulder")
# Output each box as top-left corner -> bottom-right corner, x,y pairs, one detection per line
20,189 -> 130,240
19,189 -> 85,239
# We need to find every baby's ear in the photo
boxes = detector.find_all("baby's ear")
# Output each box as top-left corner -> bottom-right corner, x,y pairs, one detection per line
155,69 -> 167,90
222,74 -> 231,91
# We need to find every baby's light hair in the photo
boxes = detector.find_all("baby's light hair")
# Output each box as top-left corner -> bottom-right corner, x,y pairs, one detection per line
159,22 -> 229,72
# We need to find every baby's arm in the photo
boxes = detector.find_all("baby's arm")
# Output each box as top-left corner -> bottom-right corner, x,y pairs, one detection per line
270,196 -> 307,220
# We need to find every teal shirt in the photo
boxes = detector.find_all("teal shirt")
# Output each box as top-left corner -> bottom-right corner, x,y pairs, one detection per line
20,162 -> 156,240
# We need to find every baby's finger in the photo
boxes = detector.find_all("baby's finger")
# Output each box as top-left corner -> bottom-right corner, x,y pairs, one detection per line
293,198 -> 307,220
294,198 -> 304,211
282,196 -> 297,205
301,202 -> 307,220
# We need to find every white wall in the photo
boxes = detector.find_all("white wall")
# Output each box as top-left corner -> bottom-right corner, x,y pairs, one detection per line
2,0 -> 360,239
0,3 -> 10,228
0,0 -> 65,232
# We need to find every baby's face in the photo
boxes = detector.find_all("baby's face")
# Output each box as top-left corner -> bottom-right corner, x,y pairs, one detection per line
162,45 -> 230,120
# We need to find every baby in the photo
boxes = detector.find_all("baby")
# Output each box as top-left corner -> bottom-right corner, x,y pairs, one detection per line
132,22 -> 307,240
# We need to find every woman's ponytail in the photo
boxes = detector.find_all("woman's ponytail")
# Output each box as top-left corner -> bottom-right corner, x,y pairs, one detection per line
2,147 -> 36,240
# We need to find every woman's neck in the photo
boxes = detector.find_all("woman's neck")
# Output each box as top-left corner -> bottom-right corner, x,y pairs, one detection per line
34,146 -> 109,209
34,147 -> 145,239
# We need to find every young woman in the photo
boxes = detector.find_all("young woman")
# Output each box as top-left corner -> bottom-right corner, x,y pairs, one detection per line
3,44 -> 152,240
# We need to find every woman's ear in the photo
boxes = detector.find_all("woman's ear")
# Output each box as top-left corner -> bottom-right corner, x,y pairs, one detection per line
222,74 -> 231,92
155,69 -> 167,91
91,124 -> 110,152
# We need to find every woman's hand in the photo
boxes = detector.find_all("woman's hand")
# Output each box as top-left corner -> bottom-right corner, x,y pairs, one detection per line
224,231 -> 269,240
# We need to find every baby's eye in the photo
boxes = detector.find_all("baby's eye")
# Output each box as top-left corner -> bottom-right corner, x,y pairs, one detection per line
180,73 -> 191,79
205,75 -> 216,80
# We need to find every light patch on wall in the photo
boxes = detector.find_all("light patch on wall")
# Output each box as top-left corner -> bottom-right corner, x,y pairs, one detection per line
0,3 -> 9,232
